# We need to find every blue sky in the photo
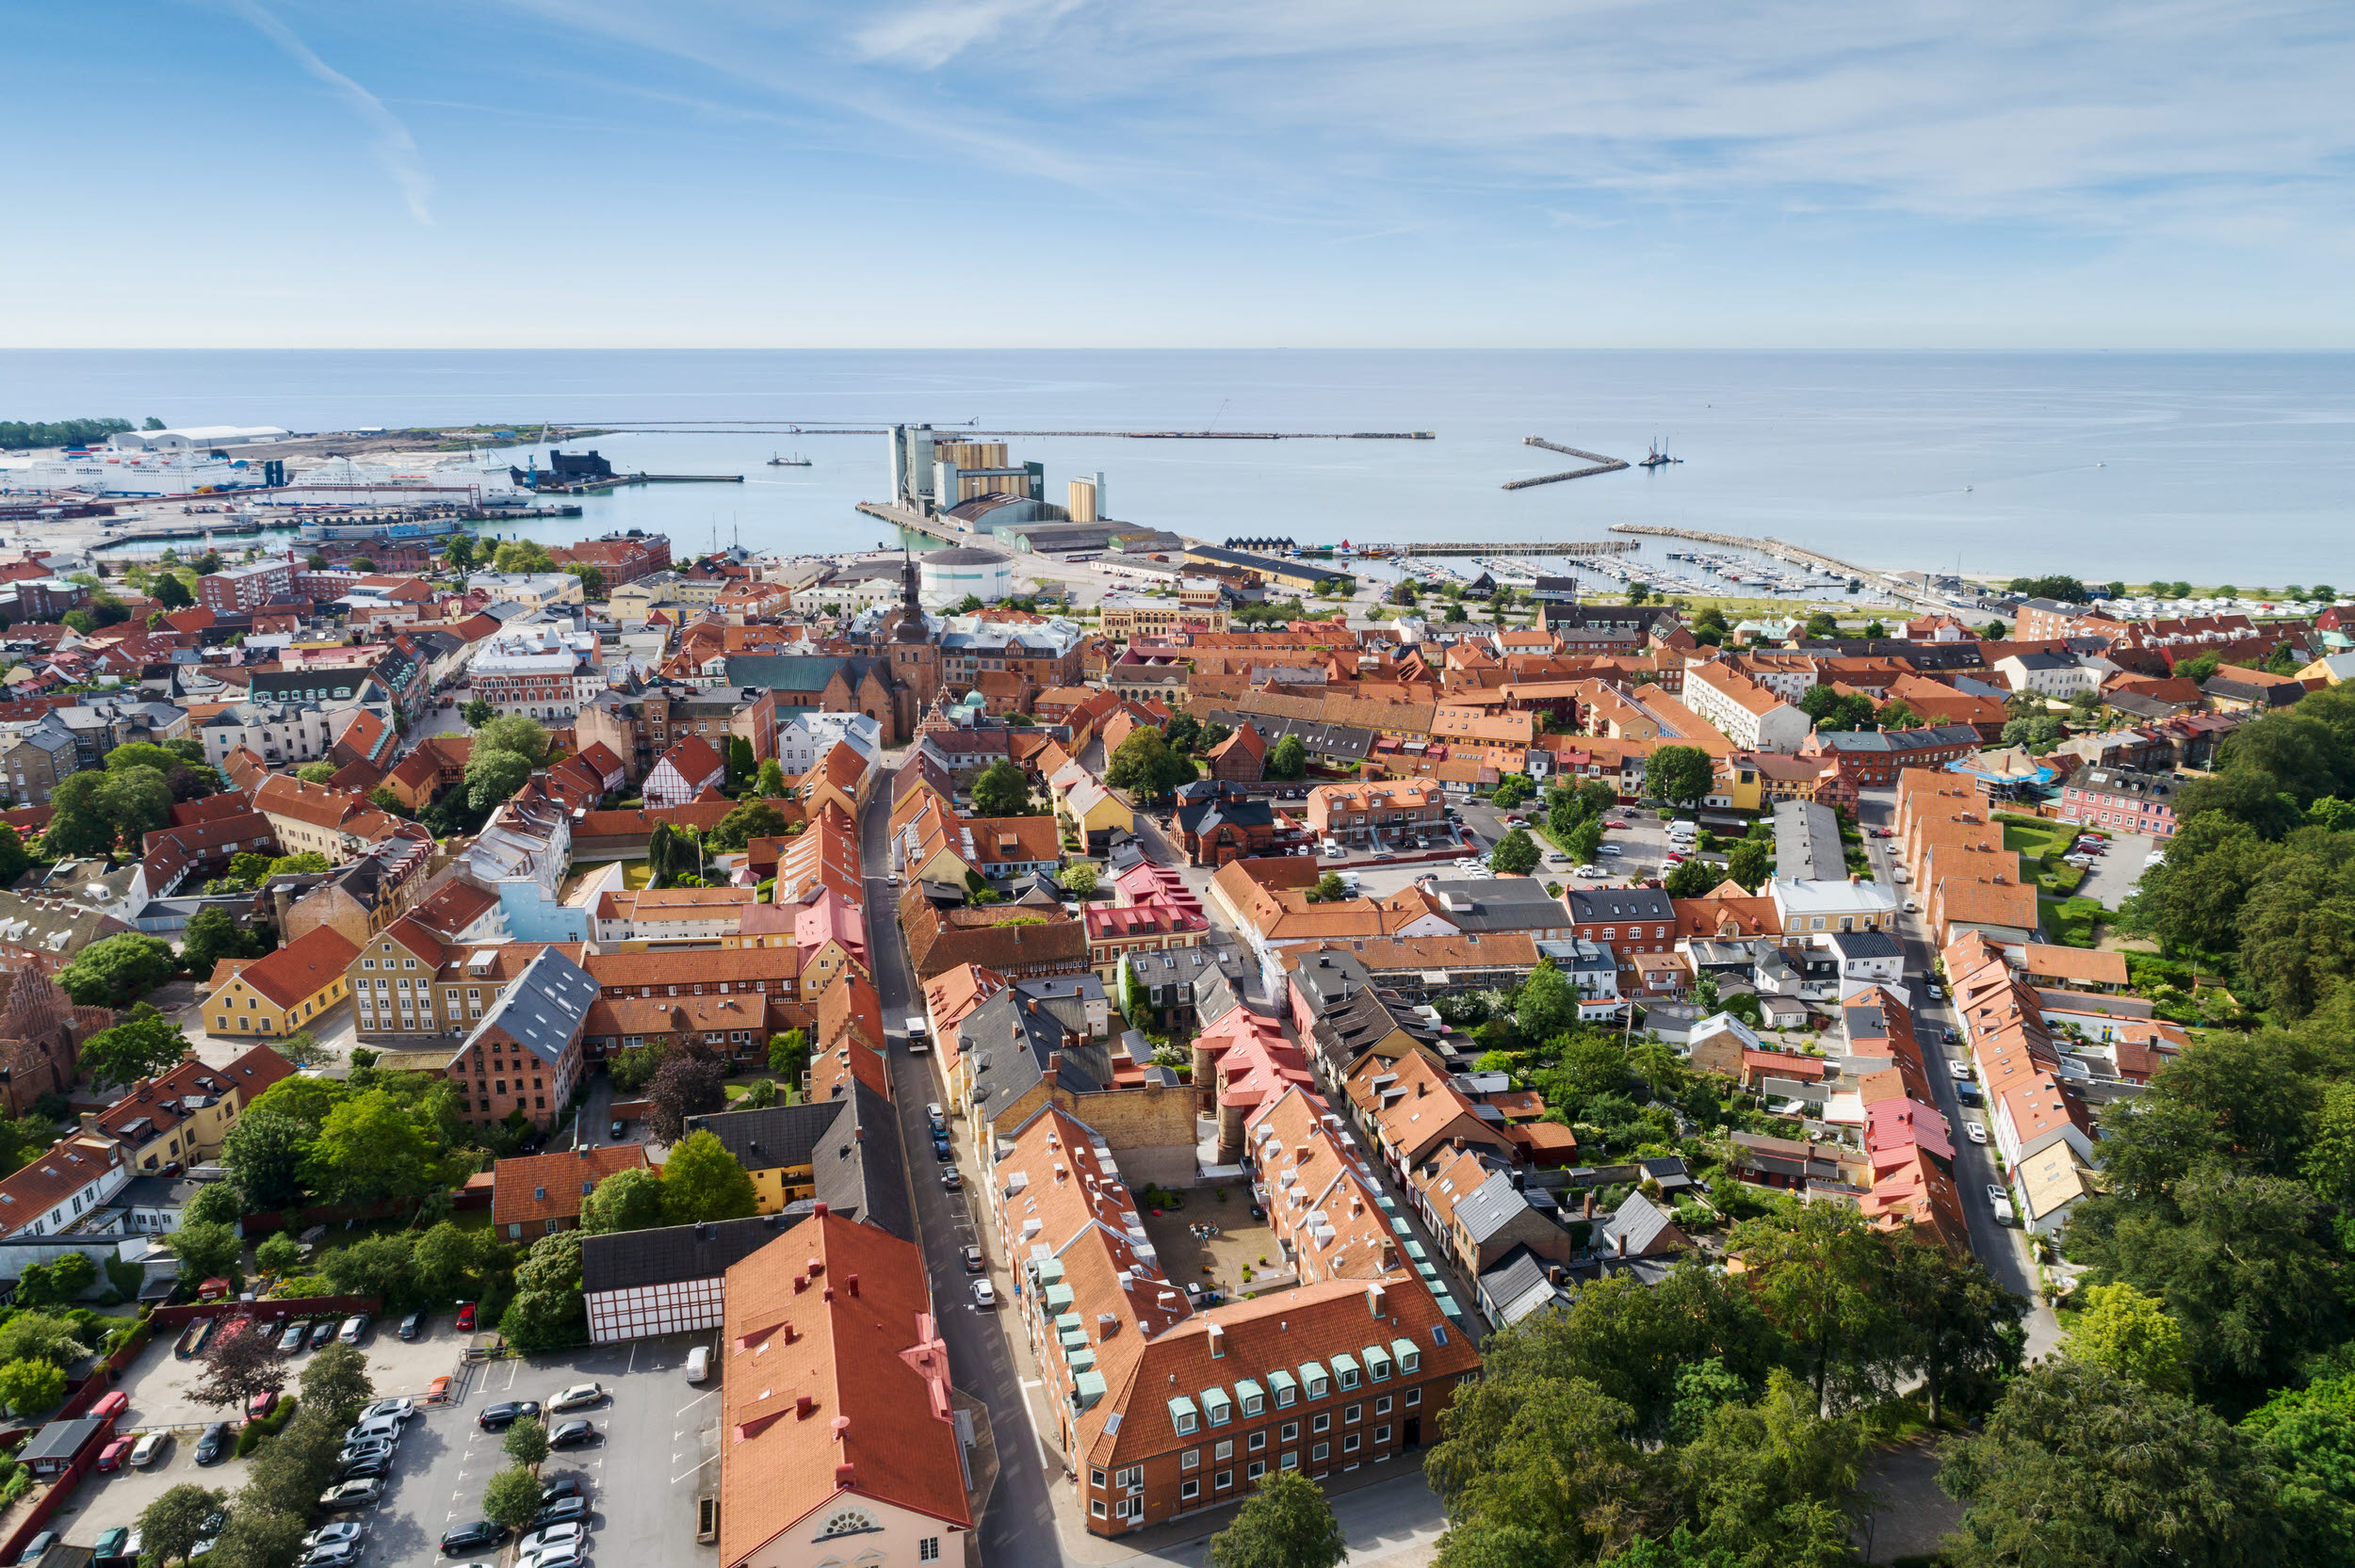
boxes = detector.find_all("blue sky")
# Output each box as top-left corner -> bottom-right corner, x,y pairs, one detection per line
7,0 -> 2351,348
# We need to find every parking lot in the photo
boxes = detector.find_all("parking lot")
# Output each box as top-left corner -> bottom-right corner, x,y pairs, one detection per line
50,1324 -> 720,1568
109,1314 -> 461,1433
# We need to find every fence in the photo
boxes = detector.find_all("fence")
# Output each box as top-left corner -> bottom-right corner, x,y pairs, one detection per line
149,1296 -> 381,1330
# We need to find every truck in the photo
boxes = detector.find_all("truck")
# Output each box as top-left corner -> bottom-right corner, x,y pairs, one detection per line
904,1016 -> 930,1055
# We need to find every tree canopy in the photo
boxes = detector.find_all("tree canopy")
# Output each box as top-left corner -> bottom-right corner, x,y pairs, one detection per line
1104,725 -> 1196,803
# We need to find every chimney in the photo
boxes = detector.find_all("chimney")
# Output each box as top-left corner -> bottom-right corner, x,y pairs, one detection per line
835,1463 -> 856,1488
796,1394 -> 814,1417
812,1201 -> 829,1217
1615,1230 -> 1628,1257
848,1274 -> 860,1297
1583,1190 -> 1595,1220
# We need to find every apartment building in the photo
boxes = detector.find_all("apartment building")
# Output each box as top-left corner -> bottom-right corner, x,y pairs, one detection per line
443,947 -> 601,1128
1681,661 -> 1811,753
1304,782 -> 1446,846
199,559 -> 292,613
2058,766 -> 2183,840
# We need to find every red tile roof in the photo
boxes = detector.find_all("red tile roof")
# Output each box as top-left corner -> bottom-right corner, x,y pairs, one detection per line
492,1144 -> 648,1227
222,925 -> 361,1010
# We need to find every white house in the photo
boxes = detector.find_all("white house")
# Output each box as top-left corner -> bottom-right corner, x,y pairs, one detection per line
1770,878 -> 1901,936
1681,661 -> 1811,753
0,1135 -> 131,1242
1991,651 -> 2100,699
776,712 -> 884,775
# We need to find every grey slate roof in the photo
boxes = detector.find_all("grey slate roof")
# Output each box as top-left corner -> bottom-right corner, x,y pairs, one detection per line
965,988 -> 1099,1121
579,1210 -> 806,1295
1566,888 -> 1675,923
1477,1243 -> 1574,1326
1598,1190 -> 1681,1254
1420,879 -> 1567,934
468,948 -> 599,1067
1454,1169 -> 1542,1245
1826,929 -> 1903,962
1773,800 -> 1845,882
19,1418 -> 105,1466
1204,710 -> 1375,762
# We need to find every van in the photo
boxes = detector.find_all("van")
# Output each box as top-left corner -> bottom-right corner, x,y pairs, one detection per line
904,1017 -> 930,1056
686,1346 -> 712,1383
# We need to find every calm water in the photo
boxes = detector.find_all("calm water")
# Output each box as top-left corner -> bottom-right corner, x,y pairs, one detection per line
6,349 -> 2350,584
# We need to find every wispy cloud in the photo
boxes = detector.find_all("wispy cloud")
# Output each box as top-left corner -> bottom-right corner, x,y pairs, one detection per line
851,0 -> 1095,70
220,0 -> 435,223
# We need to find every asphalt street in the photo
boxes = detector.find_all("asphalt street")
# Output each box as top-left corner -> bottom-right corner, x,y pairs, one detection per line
860,758 -> 1455,1568
1852,790 -> 2060,1361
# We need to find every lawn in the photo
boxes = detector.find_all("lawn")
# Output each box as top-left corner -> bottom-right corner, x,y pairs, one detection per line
575,859 -> 654,891
724,1076 -> 795,1105
2039,896 -> 2105,948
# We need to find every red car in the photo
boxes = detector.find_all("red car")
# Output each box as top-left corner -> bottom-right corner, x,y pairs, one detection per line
456,1303 -> 477,1332
246,1390 -> 278,1425
89,1391 -> 128,1421
97,1436 -> 134,1472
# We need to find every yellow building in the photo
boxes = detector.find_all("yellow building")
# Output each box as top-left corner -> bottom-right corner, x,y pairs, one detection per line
1048,762 -> 1134,845
691,1102 -> 852,1213
207,926 -> 360,1037
86,1044 -> 298,1172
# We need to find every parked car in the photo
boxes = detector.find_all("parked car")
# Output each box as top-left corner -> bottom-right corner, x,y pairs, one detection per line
456,1302 -> 478,1333
548,1420 -> 595,1449
971,1279 -> 998,1309
962,1245 -> 985,1273
307,1320 -> 336,1350
1598,844 -> 1623,856
302,1524 -> 365,1551
1965,1123 -> 1989,1145
335,1455 -> 391,1482
941,1165 -> 963,1189
195,1421 -> 232,1465
336,1440 -> 395,1466
15,1533 -> 56,1566
1927,983 -> 1945,999
89,1391 -> 128,1421
1903,898 -> 1919,913
933,1137 -> 952,1162
1941,1028 -> 1958,1044
926,1103 -> 946,1131
532,1495 -> 591,1528
98,1436 -> 135,1472
517,1523 -> 586,1558
1986,1186 -> 2016,1224
540,1477 -> 586,1506
336,1315 -> 370,1346
131,1431 -> 168,1467
318,1479 -> 384,1511
345,1415 -> 402,1445
547,1383 -> 605,1413
517,1551 -> 584,1568
398,1312 -> 427,1341
438,1522 -> 509,1555
92,1529 -> 128,1565
299,1544 -> 362,1568
278,1322 -> 308,1353
359,1398 -> 414,1424
478,1401 -> 542,1431
1948,1059 -> 1972,1080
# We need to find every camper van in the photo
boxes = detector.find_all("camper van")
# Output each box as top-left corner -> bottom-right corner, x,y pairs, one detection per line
904,1017 -> 930,1055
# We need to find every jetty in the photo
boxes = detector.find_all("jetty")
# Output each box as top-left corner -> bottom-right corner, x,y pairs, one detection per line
1362,539 -> 1641,559
1607,524 -> 1948,610
1502,437 -> 1630,490
853,499 -> 967,546
532,471 -> 742,495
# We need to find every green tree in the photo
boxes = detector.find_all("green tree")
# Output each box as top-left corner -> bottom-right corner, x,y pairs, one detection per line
1562,816 -> 1604,865
475,713 -> 550,768
493,540 -> 556,574
13,1253 -> 96,1310
1514,959 -> 1578,1042
502,1415 -> 551,1468
659,1130 -> 757,1225
1663,858 -> 1717,897
1427,1368 -> 1647,1568
1643,747 -> 1715,810
299,1341 -> 375,1426
971,758 -> 1037,816
1206,1470 -> 1348,1568
219,1106 -> 310,1211
2006,574 -> 2091,603
2063,1280 -> 2189,1394
463,698 -> 495,728
754,758 -> 788,798
481,1464 -> 545,1530
1489,829 -> 1539,876
79,1010 -> 189,1088
579,1166 -> 668,1234
1883,1233 -> 2026,1423
709,800 -> 788,851
1058,862 -> 1098,896
562,562 -> 605,598
444,535 -> 477,573
465,747 -> 532,813
414,1219 -> 505,1306
181,905 -> 262,977
767,1027 -> 810,1083
318,1233 -> 417,1302
0,1357 -> 66,1416
1727,1201 -> 1906,1413
58,934 -> 181,1008
296,761 -> 336,784
2242,1373 -> 2355,1560
737,1077 -> 778,1109
307,1090 -> 444,1208
266,851 -> 331,878
607,1041 -> 668,1093
1266,734 -> 1308,781
1164,712 -> 1203,752
44,768 -> 121,856
1725,836 -> 1771,892
1667,1369 -> 1865,1566
499,1232 -> 586,1352
1104,725 -> 1194,804
136,1482 -> 226,1568
254,1233 -> 301,1276
1940,1360 -> 2289,1568
0,824 -> 28,891
1308,871 -> 1348,903
725,735 -> 755,788
0,1314 -> 89,1368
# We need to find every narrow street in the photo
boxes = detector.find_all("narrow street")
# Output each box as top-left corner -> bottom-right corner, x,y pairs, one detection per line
860,760 -> 1454,1568
1851,789 -> 2061,1361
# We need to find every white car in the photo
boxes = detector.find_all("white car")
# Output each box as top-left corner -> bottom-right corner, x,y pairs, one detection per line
302,1525 -> 365,1552
517,1523 -> 586,1558
1574,865 -> 1602,878
1965,1123 -> 1989,1145
356,1398 -> 414,1425
1598,845 -> 1623,856
1903,898 -> 1919,913
1986,1185 -> 2016,1224
1948,1059 -> 1972,1080
971,1279 -> 998,1308
130,1431 -> 166,1468
546,1382 -> 605,1414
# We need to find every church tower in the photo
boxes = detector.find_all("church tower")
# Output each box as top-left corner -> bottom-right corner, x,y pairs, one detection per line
885,544 -> 941,738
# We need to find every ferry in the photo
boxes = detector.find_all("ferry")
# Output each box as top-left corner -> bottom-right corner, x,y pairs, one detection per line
0,447 -> 258,497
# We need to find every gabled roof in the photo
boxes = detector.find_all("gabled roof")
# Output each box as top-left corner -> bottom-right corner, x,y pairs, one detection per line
493,1144 -> 648,1227
217,924 -> 361,1010
466,947 -> 599,1066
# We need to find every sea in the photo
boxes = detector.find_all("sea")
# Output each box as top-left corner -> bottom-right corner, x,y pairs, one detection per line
4,349 -> 2349,587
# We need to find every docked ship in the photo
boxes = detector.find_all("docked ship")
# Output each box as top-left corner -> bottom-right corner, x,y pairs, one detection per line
263,455 -> 536,509
0,447 -> 261,496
